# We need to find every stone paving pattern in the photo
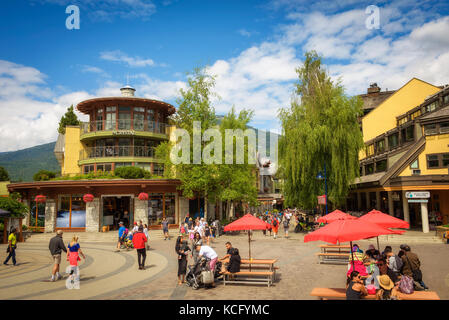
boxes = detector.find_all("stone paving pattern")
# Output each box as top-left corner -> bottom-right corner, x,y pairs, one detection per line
1,229 -> 448,300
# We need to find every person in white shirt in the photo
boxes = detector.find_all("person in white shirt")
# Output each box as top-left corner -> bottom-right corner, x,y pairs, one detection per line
143,224 -> 150,250
195,244 -> 218,272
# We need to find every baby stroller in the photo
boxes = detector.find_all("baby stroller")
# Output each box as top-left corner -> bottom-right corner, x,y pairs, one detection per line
185,257 -> 222,290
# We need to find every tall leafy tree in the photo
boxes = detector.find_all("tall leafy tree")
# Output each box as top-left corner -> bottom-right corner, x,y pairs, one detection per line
217,107 -> 259,217
58,105 -> 80,134
0,166 -> 10,181
278,51 -> 364,209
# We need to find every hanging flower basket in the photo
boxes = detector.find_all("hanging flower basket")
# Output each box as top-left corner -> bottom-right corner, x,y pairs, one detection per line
35,195 -> 47,203
83,194 -> 94,203
138,192 -> 149,201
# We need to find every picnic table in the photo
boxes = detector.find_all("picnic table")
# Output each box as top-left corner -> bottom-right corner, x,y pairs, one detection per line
310,287 -> 440,300
316,245 -> 350,264
223,258 -> 278,287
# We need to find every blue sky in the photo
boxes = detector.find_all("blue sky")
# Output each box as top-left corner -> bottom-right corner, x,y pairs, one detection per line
1,0 -> 449,151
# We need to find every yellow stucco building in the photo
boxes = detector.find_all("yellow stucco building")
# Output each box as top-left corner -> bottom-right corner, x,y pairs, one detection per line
349,78 -> 449,232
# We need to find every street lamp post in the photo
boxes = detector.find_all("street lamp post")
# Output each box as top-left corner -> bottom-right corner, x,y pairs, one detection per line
317,162 -> 328,215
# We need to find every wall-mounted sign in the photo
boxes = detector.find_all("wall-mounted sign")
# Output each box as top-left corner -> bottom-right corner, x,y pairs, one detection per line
392,192 -> 400,201
317,195 -> 326,205
408,199 -> 428,203
405,191 -> 430,199
113,130 -> 135,136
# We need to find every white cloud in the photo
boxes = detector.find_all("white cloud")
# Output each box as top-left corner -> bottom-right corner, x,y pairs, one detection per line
100,50 -> 155,68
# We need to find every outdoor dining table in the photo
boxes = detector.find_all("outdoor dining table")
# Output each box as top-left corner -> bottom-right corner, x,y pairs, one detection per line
319,244 -> 351,254
240,259 -> 278,280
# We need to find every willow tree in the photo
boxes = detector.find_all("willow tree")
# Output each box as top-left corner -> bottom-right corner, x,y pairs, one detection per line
278,51 -> 364,209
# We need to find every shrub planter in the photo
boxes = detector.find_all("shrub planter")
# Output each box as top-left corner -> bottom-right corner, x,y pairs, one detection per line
436,226 -> 449,240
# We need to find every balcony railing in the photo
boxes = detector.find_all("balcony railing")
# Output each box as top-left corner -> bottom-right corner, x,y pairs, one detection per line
79,146 -> 157,161
80,120 -> 168,135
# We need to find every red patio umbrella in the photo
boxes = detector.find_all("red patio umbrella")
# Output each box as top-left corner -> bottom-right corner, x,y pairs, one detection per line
358,209 -> 409,250
224,214 -> 271,264
304,219 -> 401,270
358,210 -> 410,229
317,209 -> 356,224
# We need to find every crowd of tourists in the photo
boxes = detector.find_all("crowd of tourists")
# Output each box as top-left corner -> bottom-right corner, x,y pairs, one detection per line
346,243 -> 428,300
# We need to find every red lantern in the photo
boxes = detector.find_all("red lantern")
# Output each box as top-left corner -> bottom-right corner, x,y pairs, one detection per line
138,192 -> 149,201
83,194 -> 94,203
35,195 -> 47,203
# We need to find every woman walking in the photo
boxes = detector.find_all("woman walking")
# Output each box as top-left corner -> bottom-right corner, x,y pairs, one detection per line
175,235 -> 190,285
132,226 -> 148,270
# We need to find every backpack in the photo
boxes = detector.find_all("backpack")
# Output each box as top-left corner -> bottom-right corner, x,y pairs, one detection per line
399,275 -> 414,294
394,255 -> 404,271
273,219 -> 278,227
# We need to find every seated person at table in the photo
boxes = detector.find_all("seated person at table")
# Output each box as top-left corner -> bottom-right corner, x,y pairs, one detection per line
347,244 -> 369,278
346,271 -> 368,300
365,244 -> 381,260
377,257 -> 399,284
226,248 -> 241,273
375,275 -> 400,300
381,245 -> 392,259
219,242 -> 235,273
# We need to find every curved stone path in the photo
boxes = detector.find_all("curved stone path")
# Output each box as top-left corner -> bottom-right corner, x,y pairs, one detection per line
1,230 -> 448,300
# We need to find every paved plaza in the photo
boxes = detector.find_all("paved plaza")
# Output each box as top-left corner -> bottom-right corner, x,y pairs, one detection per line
1,229 -> 448,300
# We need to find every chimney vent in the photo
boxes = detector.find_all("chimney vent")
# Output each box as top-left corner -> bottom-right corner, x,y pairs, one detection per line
120,85 -> 136,97
367,83 -> 381,94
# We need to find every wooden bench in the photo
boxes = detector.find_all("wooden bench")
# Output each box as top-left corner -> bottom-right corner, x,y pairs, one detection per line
222,271 -> 274,287
310,288 -> 440,300
316,253 -> 350,265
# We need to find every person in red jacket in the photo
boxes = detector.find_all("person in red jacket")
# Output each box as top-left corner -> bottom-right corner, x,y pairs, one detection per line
132,225 -> 148,270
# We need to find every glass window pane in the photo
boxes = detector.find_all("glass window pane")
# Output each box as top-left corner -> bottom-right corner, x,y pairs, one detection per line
443,154 -> 449,167
410,159 -> 419,169
133,113 -> 144,131
118,113 -> 131,130
427,155 -> 439,168
148,193 -> 163,225
56,196 -> 71,228
165,193 -> 176,224
375,160 -> 387,172
71,195 -> 86,228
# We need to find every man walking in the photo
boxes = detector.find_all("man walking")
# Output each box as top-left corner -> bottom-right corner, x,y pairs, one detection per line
116,221 -> 126,252
283,216 -> 290,238
49,230 -> 67,282
132,225 -> 148,270
3,228 -> 18,266
161,217 -> 170,240
401,244 -> 429,290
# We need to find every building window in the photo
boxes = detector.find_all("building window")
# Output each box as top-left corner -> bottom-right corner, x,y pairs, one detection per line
401,125 -> 414,143
410,109 -> 421,120
96,163 -> 112,172
427,155 -> 440,168
375,140 -> 385,154
365,163 -> 374,175
106,106 -> 116,130
398,117 -> 408,126
410,159 -> 419,169
375,159 -> 387,172
96,108 -> 104,131
153,163 -> 164,176
133,107 -> 145,131
388,133 -> 399,150
440,122 -> 449,134
424,123 -> 437,135
118,107 -> 131,130
426,101 -> 437,113
135,162 -> 151,172
57,194 -> 86,228
366,144 -> 374,157
443,154 -> 449,167
83,164 -> 95,174
444,95 -> 449,105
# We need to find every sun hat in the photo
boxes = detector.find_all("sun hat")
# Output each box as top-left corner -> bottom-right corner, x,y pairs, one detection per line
377,275 -> 394,290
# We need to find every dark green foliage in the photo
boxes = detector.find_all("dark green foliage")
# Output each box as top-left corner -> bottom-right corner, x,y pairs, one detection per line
0,166 -> 10,181
114,166 -> 151,179
58,105 -> 80,134
0,142 -> 60,182
33,170 -> 56,181
0,196 -> 28,218
278,51 -> 364,209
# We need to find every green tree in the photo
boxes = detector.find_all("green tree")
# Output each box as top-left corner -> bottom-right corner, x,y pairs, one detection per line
0,197 -> 28,218
58,105 -> 80,134
0,166 -> 10,181
278,51 -> 364,209
217,107 -> 259,216
33,170 -> 56,181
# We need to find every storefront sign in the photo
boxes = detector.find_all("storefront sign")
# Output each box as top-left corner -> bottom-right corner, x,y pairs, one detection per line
408,199 -> 428,203
392,192 -> 400,201
405,191 -> 430,199
113,130 -> 135,136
